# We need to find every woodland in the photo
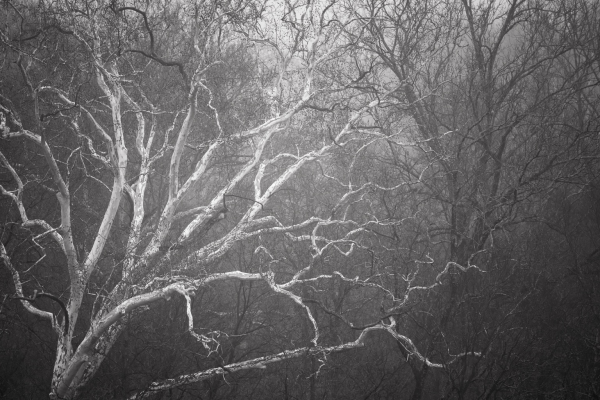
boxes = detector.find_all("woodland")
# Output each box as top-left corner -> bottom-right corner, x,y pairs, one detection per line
1,0 -> 599,399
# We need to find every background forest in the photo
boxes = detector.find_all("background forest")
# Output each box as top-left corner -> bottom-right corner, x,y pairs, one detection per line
1,0 -> 599,399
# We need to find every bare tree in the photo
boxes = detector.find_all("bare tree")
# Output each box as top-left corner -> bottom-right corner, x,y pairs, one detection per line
0,0 -> 488,398
340,0 -> 600,398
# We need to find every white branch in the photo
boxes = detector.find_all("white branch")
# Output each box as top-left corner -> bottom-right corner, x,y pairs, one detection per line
264,271 -> 320,346
130,325 -> 383,399
82,67 -> 128,279
0,242 -> 59,334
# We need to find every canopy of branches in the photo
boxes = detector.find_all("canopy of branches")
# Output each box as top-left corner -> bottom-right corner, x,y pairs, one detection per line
1,0 -> 599,399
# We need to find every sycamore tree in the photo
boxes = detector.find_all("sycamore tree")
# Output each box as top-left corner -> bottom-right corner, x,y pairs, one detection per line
0,0 -> 484,398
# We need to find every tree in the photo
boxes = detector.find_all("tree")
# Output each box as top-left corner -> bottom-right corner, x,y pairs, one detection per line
3,0 -> 599,399
0,1 -> 487,398
346,0 -> 600,398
